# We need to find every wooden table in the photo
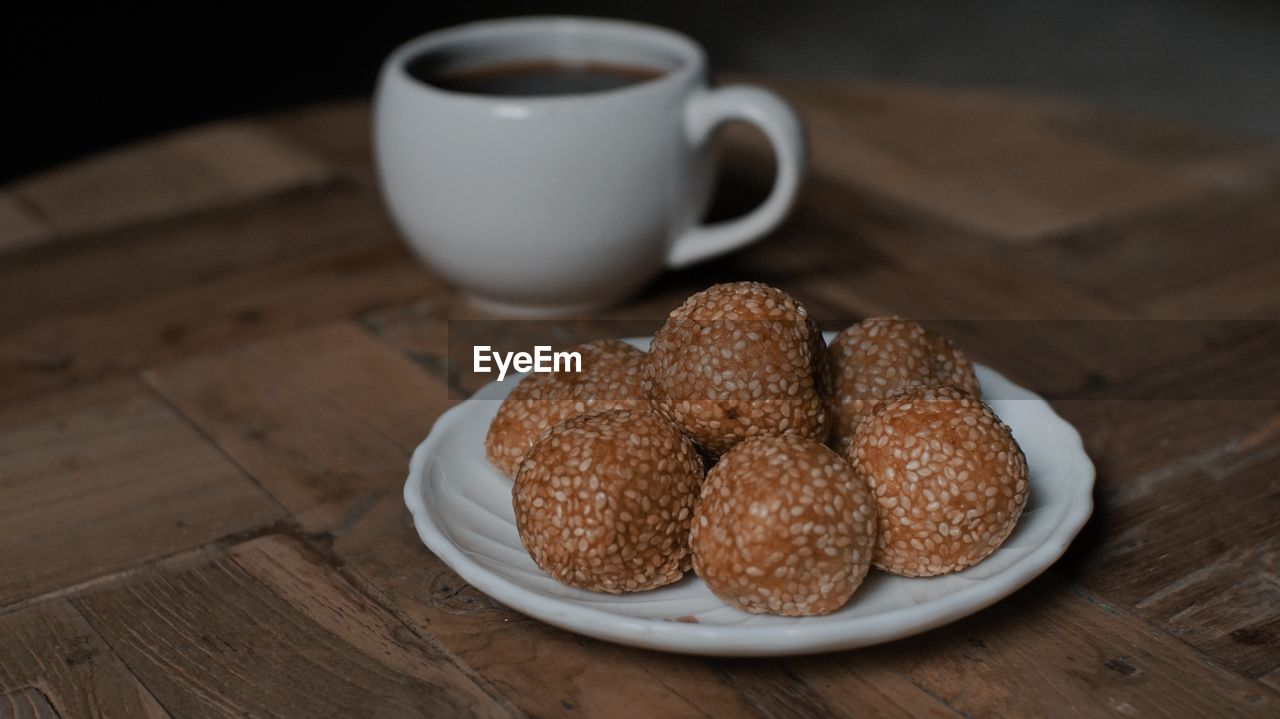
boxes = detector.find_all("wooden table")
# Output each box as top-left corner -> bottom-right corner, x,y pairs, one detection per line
1,77 -> 1277,718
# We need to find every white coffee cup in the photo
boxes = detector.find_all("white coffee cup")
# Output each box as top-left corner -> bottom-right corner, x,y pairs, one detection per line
374,16 -> 806,316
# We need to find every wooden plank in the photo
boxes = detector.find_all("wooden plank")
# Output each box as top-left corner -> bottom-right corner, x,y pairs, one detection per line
1145,256 -> 1280,320
0,185 -> 401,336
1056,320 -> 1280,470
142,323 -> 446,532
0,378 -> 283,607
734,174 -> 1204,397
73,534 -> 511,718
1044,101 -> 1276,173
1263,668 -> 1280,694
1053,398 -> 1280,678
702,661 -> 958,719
1099,322 -> 1280,402
0,192 -> 53,256
1132,533 -> 1280,680
148,321 -> 961,718
773,172 -> 1128,318
265,101 -> 377,183
12,121 -> 335,237
847,576 -> 1278,717
1051,325 -> 1280,677
1003,182 -> 1280,318
0,600 -> 168,718
0,241 -> 447,407
780,80 -> 1276,241
1055,398 -> 1280,488
0,688 -> 60,719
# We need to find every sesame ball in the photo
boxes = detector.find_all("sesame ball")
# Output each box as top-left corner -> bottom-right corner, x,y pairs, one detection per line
828,317 -> 979,453
849,386 -> 1027,577
644,282 -> 830,455
486,339 -> 648,476
690,435 -> 877,616
512,409 -> 703,593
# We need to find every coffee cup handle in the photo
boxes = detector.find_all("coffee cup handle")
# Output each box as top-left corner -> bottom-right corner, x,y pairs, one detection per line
667,85 -> 807,269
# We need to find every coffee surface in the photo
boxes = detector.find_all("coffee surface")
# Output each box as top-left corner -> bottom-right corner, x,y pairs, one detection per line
413,59 -> 665,96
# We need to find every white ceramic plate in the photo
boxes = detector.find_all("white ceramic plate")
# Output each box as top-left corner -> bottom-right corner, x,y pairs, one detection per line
404,335 -> 1094,656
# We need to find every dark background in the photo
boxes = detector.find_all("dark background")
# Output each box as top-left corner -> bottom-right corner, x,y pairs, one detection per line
4,1 -> 1279,183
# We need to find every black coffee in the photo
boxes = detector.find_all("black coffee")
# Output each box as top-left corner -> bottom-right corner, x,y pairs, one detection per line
412,59 -> 666,97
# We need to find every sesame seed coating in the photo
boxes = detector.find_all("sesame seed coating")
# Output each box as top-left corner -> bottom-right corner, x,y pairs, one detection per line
849,386 -> 1027,577
690,435 -> 877,616
486,339 -> 649,476
828,317 -> 979,454
644,282 -> 830,455
513,409 -> 704,593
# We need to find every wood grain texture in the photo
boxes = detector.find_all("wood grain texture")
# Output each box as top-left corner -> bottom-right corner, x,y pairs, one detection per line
11,121 -> 335,238
74,534 -> 511,718
143,323 -> 446,532
0,241 -> 446,407
0,600 -> 168,718
1263,667 -> 1280,693
1147,257 -> 1280,320
2,82 -> 1279,718
1051,328 -> 1280,679
0,378 -> 282,608
1053,398 -> 1280,679
0,688 -> 61,719
1003,181 -> 1280,319
0,186 -> 401,336
850,577 -> 1279,717
779,79 -> 1276,241
747,179 -> 1206,397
